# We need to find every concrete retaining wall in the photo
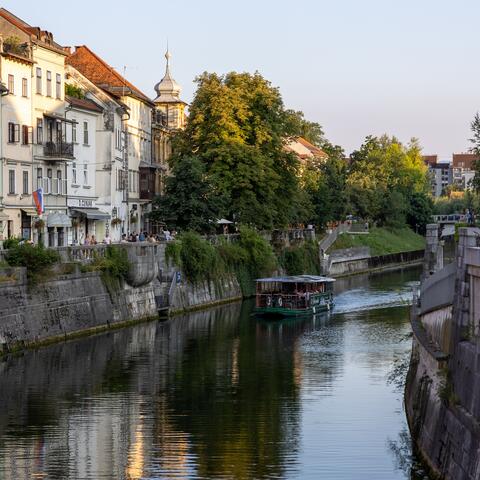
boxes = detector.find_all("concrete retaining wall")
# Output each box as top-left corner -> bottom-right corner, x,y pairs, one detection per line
328,249 -> 424,277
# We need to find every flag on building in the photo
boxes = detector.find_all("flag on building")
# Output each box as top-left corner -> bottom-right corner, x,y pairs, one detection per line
33,188 -> 44,216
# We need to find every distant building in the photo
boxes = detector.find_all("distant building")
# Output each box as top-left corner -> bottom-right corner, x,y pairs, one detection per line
452,153 -> 478,190
422,155 -> 452,197
285,137 -> 328,182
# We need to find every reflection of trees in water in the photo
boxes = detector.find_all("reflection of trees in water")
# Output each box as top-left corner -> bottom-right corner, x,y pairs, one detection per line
388,427 -> 432,480
157,301 -> 305,479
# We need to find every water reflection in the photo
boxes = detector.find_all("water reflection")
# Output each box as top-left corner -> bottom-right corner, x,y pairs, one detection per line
0,267 -> 428,479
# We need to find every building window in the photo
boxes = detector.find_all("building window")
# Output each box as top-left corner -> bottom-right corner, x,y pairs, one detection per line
36,68 -> 42,94
46,71 -> 52,97
7,74 -> 14,94
72,162 -> 77,184
23,171 -> 29,194
57,170 -> 62,194
83,121 -> 88,145
37,168 -> 42,189
47,168 -> 52,194
55,73 -> 61,99
8,170 -> 15,194
22,125 -> 29,145
21,77 -> 27,97
36,118 -> 43,144
8,123 -> 19,143
72,120 -> 77,143
83,163 -> 88,185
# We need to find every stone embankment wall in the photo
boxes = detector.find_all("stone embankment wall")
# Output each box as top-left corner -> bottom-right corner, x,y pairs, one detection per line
0,243 -> 242,353
326,247 -> 424,277
169,275 -> 242,314
406,226 -> 480,480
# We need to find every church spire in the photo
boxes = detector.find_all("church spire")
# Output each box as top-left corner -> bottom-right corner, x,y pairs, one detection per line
154,48 -> 183,103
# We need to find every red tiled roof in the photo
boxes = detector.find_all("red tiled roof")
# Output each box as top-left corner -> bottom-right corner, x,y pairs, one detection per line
66,95 -> 103,113
66,46 -> 152,105
422,154 -> 438,166
452,153 -> 479,170
296,137 -> 328,158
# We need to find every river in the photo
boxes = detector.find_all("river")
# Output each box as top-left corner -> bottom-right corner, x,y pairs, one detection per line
0,267 -> 432,479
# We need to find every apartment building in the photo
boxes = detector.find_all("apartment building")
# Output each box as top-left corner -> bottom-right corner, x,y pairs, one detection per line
0,8 -> 73,246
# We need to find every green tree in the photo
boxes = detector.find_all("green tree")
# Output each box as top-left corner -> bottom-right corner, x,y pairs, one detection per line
172,71 -> 307,229
469,112 -> 480,193
149,155 -> 219,232
284,110 -> 325,146
407,191 -> 434,234
347,135 -> 429,226
309,142 -> 348,225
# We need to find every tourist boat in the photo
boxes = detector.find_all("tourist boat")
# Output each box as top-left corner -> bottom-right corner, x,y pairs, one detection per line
255,275 -> 335,317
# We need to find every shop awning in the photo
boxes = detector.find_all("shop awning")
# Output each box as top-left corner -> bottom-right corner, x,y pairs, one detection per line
70,208 -> 110,220
47,212 -> 71,227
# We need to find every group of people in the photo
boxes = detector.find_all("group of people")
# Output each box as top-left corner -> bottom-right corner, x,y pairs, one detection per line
78,227 -> 177,246
120,228 -> 177,244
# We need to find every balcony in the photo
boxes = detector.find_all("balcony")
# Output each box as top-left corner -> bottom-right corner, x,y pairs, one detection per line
44,141 -> 74,158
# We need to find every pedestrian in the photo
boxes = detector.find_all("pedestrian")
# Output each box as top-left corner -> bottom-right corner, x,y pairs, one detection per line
103,233 -> 112,244
121,233 -> 128,243
84,234 -> 91,245
91,235 -> 97,245
139,231 -> 145,242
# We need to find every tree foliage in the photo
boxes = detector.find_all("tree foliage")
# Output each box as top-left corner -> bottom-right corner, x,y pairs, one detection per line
149,155 -> 219,232
152,69 -> 432,235
164,72 -> 309,230
469,112 -> 480,193
347,135 -> 429,226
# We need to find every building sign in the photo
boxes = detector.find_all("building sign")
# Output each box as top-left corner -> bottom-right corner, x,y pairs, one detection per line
67,198 -> 96,208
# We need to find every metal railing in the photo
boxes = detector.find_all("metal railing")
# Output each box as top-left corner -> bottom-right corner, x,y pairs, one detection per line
44,141 -> 74,158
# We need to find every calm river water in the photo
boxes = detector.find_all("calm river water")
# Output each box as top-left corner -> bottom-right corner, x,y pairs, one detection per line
0,267 -> 432,480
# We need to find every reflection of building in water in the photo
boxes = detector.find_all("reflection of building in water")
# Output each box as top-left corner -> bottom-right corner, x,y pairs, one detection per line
0,301 -> 304,479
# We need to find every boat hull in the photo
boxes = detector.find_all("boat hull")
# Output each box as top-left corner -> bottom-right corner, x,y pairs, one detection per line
255,300 -> 333,318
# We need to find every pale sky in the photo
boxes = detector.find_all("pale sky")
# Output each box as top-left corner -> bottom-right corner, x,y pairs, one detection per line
4,0 -> 480,157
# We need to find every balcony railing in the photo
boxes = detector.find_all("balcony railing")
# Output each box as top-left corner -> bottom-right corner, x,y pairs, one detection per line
44,141 -> 74,158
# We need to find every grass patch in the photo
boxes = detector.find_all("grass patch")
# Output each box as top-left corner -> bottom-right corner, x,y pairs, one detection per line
330,226 -> 425,256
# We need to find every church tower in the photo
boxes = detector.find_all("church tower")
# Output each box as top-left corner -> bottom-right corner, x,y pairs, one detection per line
153,50 -> 186,129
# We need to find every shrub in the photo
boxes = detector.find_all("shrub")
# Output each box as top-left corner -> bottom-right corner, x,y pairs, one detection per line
177,232 -> 222,283
280,240 -> 320,275
91,245 -> 130,280
2,237 -> 21,249
5,243 -> 59,279
164,228 -> 277,294
235,227 -> 277,278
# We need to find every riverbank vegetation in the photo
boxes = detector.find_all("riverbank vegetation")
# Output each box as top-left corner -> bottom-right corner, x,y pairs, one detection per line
166,228 -> 278,295
331,227 -> 425,256
5,243 -> 59,281
149,71 -> 432,237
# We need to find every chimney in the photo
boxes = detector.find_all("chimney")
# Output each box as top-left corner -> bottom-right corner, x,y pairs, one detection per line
63,46 -> 71,55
